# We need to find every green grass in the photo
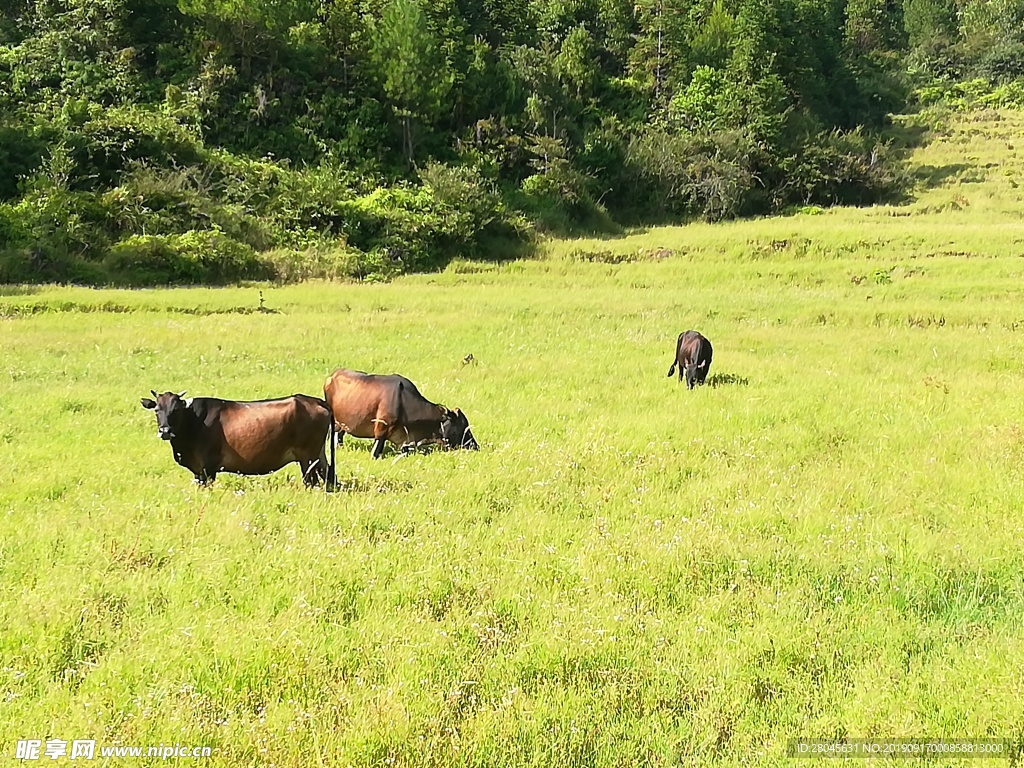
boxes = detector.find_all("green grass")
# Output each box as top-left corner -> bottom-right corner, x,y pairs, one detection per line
2,111 -> 1024,766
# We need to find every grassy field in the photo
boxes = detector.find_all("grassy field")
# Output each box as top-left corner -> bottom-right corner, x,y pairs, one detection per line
2,110 -> 1024,765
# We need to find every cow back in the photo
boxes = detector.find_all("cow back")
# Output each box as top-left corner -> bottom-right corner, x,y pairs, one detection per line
197,396 -> 329,473
324,369 -> 446,446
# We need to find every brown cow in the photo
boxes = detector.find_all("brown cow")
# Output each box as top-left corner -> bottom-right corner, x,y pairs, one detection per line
323,369 -> 478,459
667,330 -> 713,389
140,391 -> 333,485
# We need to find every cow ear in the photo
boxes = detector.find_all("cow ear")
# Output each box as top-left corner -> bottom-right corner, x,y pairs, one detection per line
141,398 -> 156,410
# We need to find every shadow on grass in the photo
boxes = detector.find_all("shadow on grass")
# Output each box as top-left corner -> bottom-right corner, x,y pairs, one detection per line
914,163 -> 971,188
472,233 -> 540,263
707,372 -> 750,388
885,119 -> 930,152
328,475 -> 415,494
0,285 -> 42,296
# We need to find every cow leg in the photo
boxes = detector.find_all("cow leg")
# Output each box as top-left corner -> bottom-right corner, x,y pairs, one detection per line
371,408 -> 393,460
299,459 -> 319,488
315,442 -> 330,489
305,443 -> 330,488
695,361 -> 709,386
197,452 -> 220,485
324,428 -> 338,491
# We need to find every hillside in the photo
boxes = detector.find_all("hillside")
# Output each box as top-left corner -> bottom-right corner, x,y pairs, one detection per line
3,0 -> 1024,284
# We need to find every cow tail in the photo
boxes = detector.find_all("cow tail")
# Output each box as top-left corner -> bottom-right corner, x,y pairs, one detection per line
668,332 -> 684,378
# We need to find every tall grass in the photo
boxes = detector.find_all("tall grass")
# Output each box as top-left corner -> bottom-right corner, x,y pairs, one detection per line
1,111 -> 1023,765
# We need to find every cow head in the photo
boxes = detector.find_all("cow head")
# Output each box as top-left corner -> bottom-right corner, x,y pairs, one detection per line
440,407 -> 479,450
140,390 -> 190,440
684,361 -> 706,390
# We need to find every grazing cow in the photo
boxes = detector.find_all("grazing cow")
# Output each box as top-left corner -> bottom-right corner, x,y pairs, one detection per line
140,391 -> 333,486
667,330 -> 713,389
323,369 -> 479,459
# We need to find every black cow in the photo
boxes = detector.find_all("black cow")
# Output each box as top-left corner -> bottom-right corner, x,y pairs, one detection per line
667,330 -> 713,389
140,391 -> 333,485
323,369 -> 479,459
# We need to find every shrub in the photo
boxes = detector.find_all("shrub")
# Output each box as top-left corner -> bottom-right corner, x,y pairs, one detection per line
263,246 -> 363,283
103,164 -> 278,250
626,128 -> 759,221
774,129 -> 909,208
0,245 -> 106,284
0,122 -> 47,201
103,231 -> 272,285
62,106 -> 203,190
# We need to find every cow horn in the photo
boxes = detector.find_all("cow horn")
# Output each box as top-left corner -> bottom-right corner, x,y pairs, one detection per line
177,390 -> 188,398
151,389 -> 158,398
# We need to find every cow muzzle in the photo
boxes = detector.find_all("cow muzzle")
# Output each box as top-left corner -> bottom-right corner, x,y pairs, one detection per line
158,427 -> 175,440
460,430 -> 480,451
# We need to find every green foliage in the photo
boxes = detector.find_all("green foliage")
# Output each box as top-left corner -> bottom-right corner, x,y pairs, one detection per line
915,78 -> 1024,110
515,133 -> 617,233
668,66 -> 728,133
626,128 -> 759,221
0,121 -> 46,200
370,0 -> 454,163
774,129 -> 909,208
903,0 -> 957,48
3,0 -> 1013,286
103,230 -> 272,285
976,41 -> 1024,83
261,245 -> 365,282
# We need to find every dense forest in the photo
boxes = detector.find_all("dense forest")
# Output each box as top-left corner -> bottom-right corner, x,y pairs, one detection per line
1,0 -> 1023,284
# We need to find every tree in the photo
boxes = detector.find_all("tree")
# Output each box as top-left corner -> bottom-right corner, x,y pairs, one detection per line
370,0 -> 454,165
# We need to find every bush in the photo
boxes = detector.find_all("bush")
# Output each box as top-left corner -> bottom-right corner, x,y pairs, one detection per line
5,185 -> 112,261
0,122 -> 47,201
774,129 -> 909,208
626,129 -> 759,221
103,231 -> 272,285
263,246 -> 364,283
0,245 -> 107,284
905,39 -> 965,81
103,164 -> 278,250
914,77 -> 1024,110
976,41 -> 1024,82
62,106 -> 203,190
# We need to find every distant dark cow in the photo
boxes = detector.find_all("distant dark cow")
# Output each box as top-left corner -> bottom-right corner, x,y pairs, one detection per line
140,391 -> 333,485
323,369 -> 479,459
667,330 -> 713,389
